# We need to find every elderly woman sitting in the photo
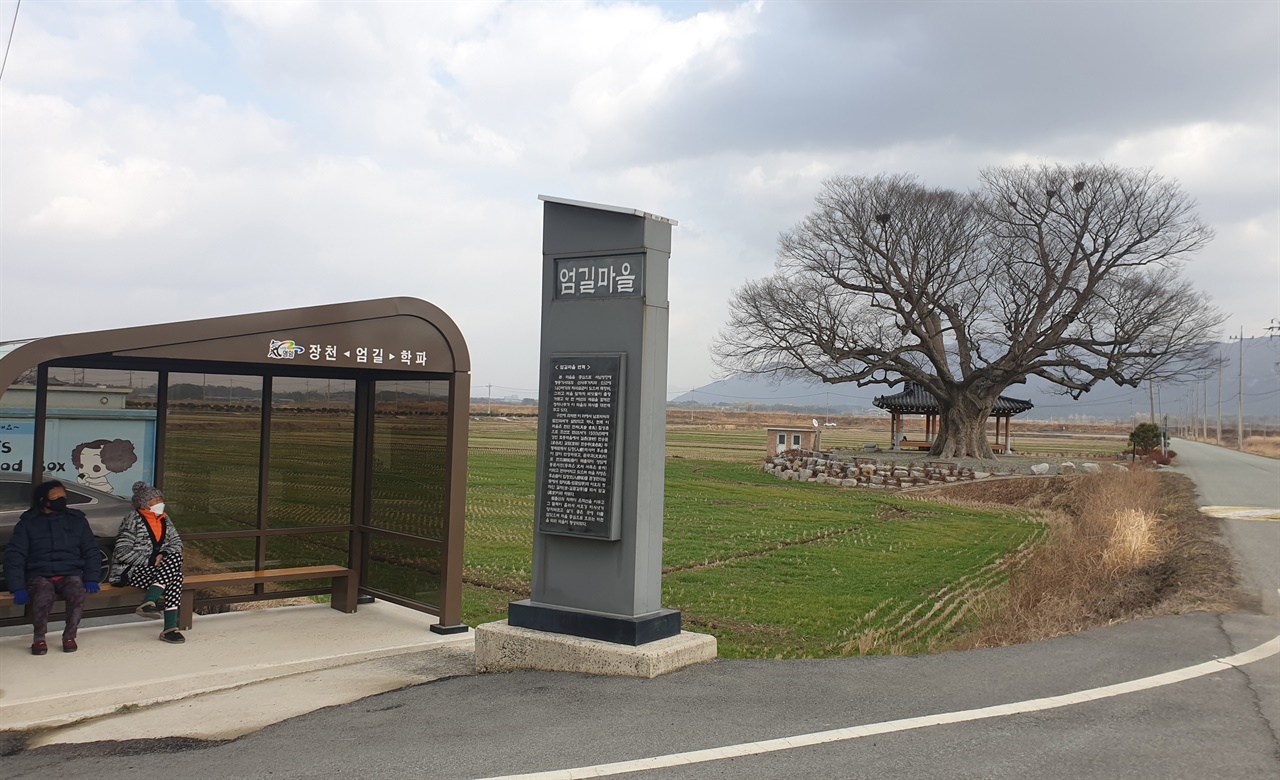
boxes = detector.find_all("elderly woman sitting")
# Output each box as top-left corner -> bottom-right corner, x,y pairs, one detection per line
3,480 -> 102,655
108,481 -> 186,644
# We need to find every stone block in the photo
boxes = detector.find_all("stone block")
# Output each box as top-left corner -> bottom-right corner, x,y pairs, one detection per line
475,621 -> 717,679
1030,463 -> 1050,475
1081,462 -> 1101,474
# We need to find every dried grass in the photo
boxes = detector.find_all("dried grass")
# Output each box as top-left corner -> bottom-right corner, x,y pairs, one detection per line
1242,436 -> 1280,460
957,468 -> 1198,649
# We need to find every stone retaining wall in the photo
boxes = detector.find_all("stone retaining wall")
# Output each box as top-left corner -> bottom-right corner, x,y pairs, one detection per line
763,450 -> 1107,490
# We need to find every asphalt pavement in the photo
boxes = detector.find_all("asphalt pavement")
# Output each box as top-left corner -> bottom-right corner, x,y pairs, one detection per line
4,612 -> 1277,779
1170,438 -> 1280,615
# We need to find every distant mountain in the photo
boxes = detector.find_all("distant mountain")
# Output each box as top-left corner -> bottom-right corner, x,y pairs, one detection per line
673,339 -> 1280,422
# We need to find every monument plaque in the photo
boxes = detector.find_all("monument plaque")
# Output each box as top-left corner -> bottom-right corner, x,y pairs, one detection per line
539,354 -> 623,540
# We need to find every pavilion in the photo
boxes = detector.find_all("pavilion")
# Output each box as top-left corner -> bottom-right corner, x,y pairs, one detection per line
872,381 -> 1033,453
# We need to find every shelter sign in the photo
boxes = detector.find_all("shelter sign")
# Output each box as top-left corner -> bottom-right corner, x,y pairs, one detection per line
115,315 -> 455,373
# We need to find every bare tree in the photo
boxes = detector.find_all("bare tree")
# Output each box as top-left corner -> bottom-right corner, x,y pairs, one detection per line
715,163 -> 1224,459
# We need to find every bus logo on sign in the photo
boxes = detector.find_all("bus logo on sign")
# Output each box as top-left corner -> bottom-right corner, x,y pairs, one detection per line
267,339 -> 305,360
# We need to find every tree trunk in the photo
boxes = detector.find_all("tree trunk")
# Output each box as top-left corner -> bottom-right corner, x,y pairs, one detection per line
930,394 -> 998,460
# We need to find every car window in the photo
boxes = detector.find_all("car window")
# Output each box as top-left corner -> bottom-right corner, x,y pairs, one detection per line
65,489 -> 93,506
0,482 -> 27,512
0,482 -> 94,512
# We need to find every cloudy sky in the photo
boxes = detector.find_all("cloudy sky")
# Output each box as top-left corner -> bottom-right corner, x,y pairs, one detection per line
1,0 -> 1276,400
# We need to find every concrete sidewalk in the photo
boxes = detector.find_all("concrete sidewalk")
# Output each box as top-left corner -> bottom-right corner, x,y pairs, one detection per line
0,601 -> 474,741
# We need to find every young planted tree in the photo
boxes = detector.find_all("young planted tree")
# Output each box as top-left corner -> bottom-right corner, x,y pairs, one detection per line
1128,423 -> 1163,455
715,163 -> 1223,459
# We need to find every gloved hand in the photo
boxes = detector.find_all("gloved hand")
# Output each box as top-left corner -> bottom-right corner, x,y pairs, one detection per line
85,581 -> 101,594
12,589 -> 29,606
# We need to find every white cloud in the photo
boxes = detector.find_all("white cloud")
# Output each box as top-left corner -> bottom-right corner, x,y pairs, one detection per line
0,0 -> 1276,395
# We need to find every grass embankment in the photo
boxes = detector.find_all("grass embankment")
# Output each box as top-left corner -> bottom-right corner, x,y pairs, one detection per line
932,469 -> 1239,648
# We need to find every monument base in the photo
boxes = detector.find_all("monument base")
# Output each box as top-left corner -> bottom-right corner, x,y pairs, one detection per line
507,599 -> 680,646
475,620 -> 717,678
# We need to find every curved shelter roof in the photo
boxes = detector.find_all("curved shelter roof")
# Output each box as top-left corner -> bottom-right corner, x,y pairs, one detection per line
0,297 -> 469,389
873,382 -> 1033,416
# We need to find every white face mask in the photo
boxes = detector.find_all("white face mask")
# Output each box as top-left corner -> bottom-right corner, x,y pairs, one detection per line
149,502 -> 166,516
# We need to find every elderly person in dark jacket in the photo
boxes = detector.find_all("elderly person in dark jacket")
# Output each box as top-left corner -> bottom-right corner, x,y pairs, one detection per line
4,480 -> 102,655
108,481 -> 186,644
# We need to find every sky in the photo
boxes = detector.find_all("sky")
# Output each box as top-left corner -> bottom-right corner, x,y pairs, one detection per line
1,0 -> 1277,402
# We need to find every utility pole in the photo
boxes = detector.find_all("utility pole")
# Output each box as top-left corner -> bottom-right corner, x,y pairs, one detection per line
1216,360 -> 1223,445
1148,381 -> 1156,424
487,384 -> 492,415
1202,378 -> 1209,440
1235,327 -> 1244,450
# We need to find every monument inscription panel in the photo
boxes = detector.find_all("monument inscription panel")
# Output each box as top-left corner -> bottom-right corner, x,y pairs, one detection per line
538,354 -> 623,540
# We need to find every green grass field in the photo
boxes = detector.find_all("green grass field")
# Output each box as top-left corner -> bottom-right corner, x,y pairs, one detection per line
463,420 -> 1044,658
158,412 -> 1063,658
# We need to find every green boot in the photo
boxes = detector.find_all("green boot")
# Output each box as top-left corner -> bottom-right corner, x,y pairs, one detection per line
135,586 -> 164,619
159,609 -> 185,644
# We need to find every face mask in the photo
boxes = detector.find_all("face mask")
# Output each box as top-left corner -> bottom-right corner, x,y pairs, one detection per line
149,502 -> 166,516
47,497 -> 69,512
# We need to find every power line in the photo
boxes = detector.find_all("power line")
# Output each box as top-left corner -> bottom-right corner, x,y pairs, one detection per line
0,0 -> 19,84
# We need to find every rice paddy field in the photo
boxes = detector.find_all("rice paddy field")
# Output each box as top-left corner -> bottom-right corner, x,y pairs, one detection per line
461,416 -> 1125,658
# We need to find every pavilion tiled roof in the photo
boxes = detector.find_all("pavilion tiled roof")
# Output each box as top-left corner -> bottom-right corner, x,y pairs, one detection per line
873,382 -> 1034,416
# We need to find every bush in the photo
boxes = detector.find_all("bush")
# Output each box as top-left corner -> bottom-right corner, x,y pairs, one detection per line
1128,423 -> 1162,455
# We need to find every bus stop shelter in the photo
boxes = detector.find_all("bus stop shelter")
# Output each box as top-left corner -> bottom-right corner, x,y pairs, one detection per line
0,297 -> 469,633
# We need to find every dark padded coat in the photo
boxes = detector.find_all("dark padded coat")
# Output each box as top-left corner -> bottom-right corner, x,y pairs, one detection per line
3,507 -> 102,592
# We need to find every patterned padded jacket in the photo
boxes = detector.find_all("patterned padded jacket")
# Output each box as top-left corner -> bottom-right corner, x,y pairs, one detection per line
107,510 -> 183,586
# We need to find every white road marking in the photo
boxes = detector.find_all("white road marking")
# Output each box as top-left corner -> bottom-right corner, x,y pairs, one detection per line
479,620 -> 1280,780
1200,506 -> 1280,521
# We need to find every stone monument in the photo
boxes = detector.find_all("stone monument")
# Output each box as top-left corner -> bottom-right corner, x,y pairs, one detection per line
475,196 -> 716,677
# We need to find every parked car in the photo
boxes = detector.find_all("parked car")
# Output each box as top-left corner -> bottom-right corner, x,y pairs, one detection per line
1,474 -> 131,579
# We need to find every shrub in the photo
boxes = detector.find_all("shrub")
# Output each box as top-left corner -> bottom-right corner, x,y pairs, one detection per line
1128,423 -> 1162,455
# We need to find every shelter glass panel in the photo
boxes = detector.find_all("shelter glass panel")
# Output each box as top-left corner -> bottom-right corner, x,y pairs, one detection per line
0,383 -> 35,480
165,374 -> 263,535
265,531 -> 348,593
38,369 -> 159,504
369,380 -> 449,541
184,536 -> 258,576
267,379 -> 355,529
365,534 -> 441,609
266,530 -> 347,570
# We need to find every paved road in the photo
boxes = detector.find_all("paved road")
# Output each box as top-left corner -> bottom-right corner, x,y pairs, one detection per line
1171,438 -> 1280,616
4,613 -> 1278,779
1169,438 -> 1280,508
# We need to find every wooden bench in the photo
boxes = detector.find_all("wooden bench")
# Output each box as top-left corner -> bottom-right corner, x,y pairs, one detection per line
0,582 -> 141,609
180,565 -> 355,630
1,565 -> 355,631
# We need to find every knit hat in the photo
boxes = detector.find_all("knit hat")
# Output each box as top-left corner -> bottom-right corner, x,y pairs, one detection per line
131,481 -> 164,509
